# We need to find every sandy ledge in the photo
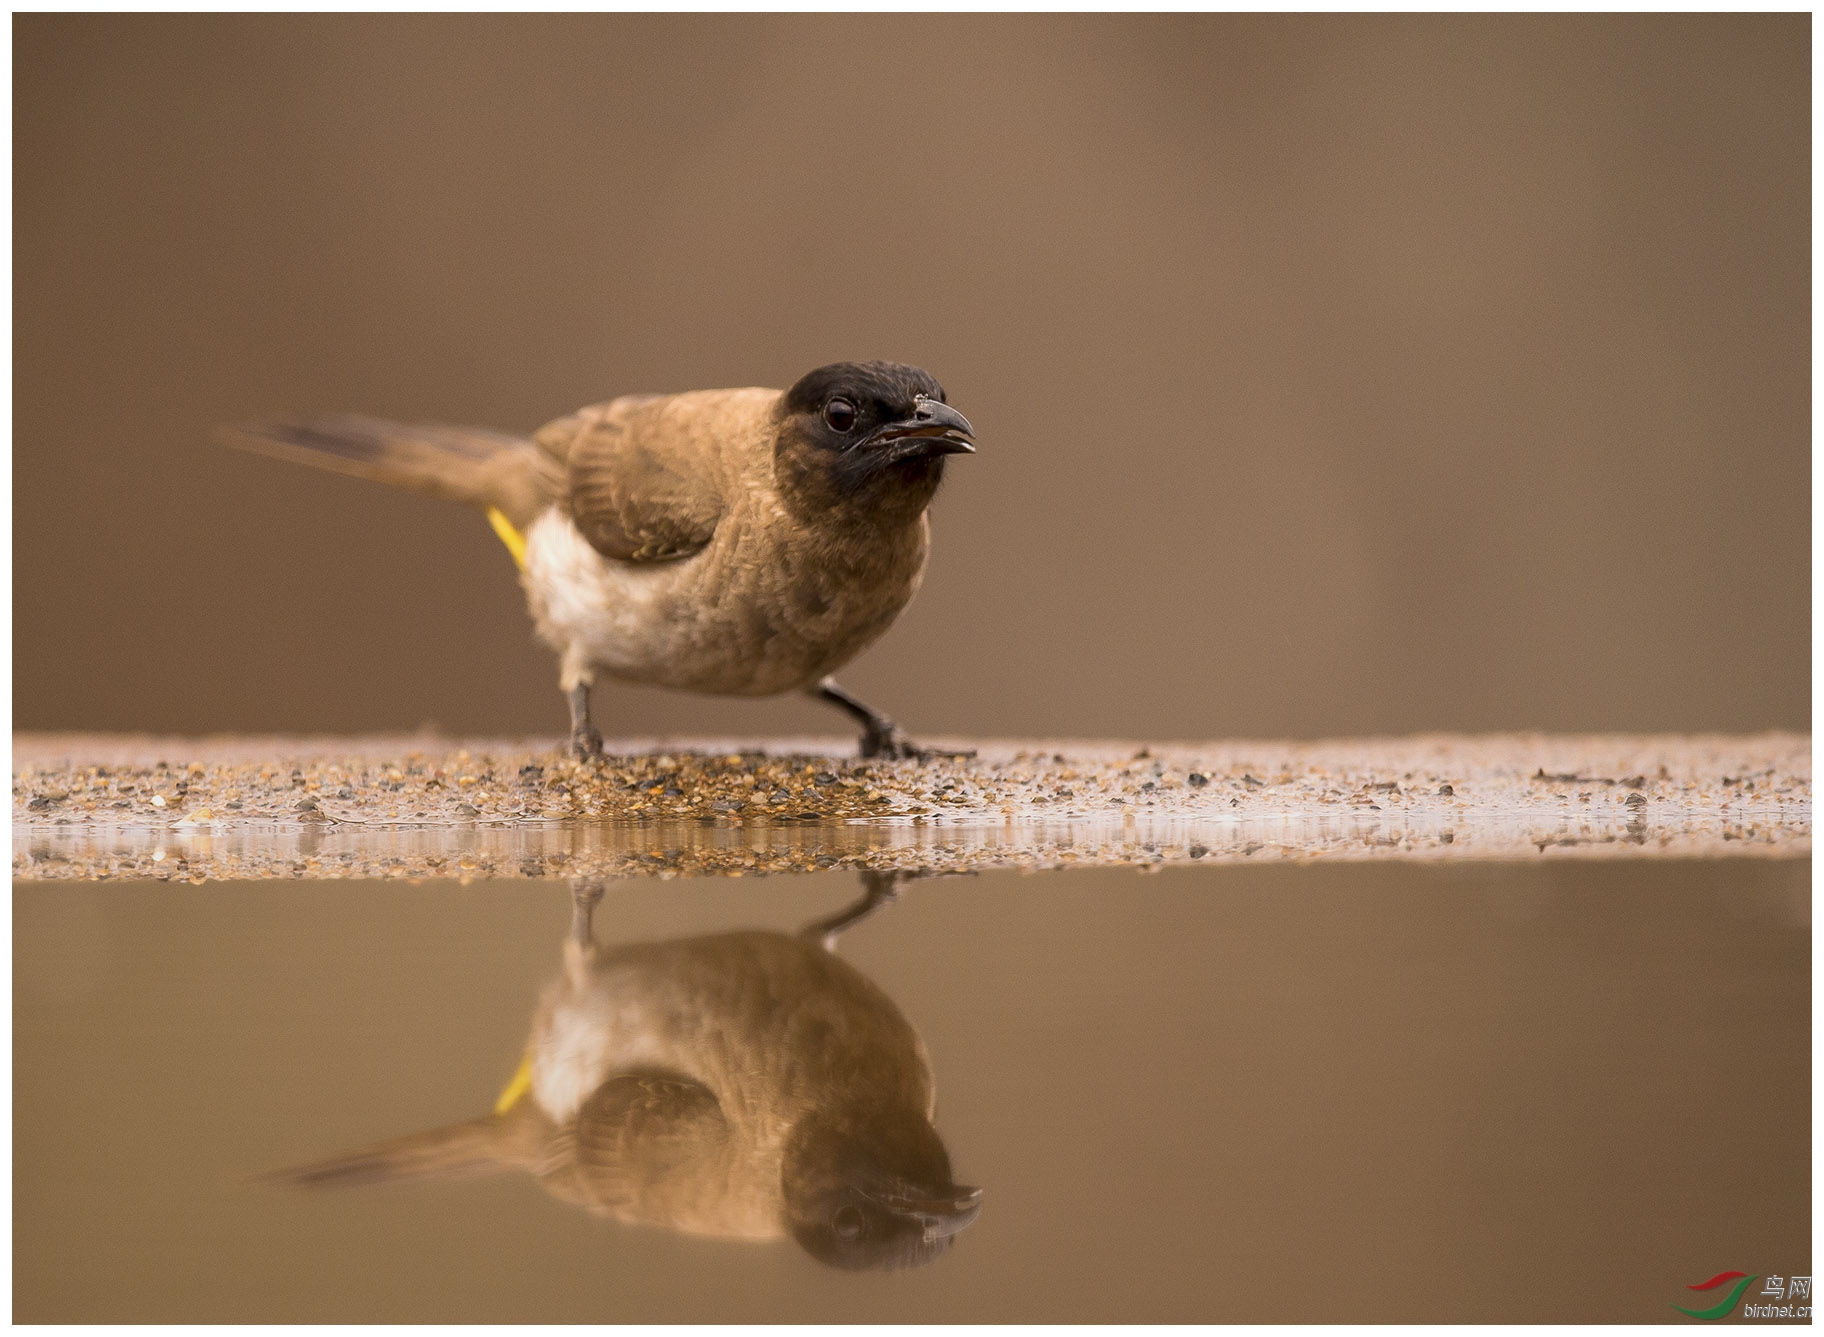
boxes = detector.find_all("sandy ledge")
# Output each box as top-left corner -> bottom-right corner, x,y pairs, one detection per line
12,731 -> 1809,881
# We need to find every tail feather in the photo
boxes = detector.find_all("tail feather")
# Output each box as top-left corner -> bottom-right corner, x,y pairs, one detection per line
264,1110 -> 541,1190
218,414 -> 560,528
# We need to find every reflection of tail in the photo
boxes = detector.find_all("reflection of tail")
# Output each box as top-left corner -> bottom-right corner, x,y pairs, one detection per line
266,1106 -> 544,1189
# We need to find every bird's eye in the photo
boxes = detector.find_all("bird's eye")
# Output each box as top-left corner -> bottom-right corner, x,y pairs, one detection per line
823,398 -> 858,433
832,1205 -> 865,1239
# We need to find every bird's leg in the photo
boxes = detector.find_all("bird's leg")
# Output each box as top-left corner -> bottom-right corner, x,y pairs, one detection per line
565,879 -> 606,981
800,870 -> 908,952
567,683 -> 604,760
810,676 -> 973,762
811,676 -> 897,755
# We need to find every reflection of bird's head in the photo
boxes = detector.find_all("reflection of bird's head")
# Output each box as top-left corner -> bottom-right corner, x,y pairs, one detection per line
781,1106 -> 983,1272
774,361 -> 976,520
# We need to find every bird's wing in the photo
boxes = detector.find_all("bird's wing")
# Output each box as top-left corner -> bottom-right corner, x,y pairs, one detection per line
535,395 -> 723,563
546,1070 -> 731,1215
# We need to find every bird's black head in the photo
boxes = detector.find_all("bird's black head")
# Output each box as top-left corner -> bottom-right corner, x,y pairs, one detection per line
774,361 -> 976,520
781,1108 -> 983,1272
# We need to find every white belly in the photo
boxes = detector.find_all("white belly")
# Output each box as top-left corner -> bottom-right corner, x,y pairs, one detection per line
520,508 -> 705,691
531,979 -> 673,1123
517,504 -> 927,697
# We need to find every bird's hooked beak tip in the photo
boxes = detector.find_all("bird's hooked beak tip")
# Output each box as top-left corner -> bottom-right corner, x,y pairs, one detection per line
865,395 -> 977,459
877,1183 -> 985,1240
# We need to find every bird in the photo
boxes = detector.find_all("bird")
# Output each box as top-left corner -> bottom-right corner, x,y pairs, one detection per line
219,361 -> 977,761
268,875 -> 982,1271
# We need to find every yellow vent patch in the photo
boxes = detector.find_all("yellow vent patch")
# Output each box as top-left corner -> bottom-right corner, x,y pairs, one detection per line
493,1053 -> 533,1115
486,507 -> 528,570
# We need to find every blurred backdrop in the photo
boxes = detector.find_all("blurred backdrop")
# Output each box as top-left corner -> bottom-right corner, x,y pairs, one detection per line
13,14 -> 1809,741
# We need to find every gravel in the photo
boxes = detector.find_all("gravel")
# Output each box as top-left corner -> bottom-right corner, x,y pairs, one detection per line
12,731 -> 1809,882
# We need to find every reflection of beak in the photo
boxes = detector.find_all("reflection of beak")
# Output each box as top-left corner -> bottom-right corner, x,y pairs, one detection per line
876,1184 -> 985,1241
863,395 -> 977,462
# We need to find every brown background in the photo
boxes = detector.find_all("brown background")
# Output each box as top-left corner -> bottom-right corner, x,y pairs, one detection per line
13,14 -> 1809,742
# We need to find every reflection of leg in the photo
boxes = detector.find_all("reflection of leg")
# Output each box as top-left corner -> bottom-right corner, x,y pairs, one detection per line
566,879 -> 606,982
801,870 -> 907,952
570,879 -> 605,947
567,683 -> 604,760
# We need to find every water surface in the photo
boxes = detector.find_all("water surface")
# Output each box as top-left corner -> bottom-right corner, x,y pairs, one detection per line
14,856 -> 1810,1321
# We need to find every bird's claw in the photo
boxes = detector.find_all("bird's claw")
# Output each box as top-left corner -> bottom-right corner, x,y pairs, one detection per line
860,725 -> 975,764
569,724 -> 605,762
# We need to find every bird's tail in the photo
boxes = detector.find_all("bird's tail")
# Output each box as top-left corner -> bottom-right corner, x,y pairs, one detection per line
217,414 -> 561,538
263,1103 -> 547,1190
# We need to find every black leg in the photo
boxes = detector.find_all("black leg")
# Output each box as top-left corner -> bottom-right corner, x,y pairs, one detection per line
567,684 -> 604,760
810,676 -> 972,761
800,870 -> 906,951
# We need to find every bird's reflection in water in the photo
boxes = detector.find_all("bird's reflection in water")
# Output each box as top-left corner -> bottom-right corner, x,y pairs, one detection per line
273,873 -> 982,1271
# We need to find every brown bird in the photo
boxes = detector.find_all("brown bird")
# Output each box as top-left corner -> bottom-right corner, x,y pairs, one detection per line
220,361 -> 977,759
269,876 -> 982,1271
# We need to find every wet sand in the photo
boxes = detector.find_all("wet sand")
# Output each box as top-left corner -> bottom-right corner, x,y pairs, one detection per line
13,731 -> 1808,881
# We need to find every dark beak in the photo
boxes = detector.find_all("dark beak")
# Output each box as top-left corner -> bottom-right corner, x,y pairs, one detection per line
875,1184 -> 985,1241
863,395 -> 977,462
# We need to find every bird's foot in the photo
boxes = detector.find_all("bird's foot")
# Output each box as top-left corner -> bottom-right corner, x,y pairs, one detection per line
860,723 -> 975,763
802,869 -> 911,950
569,723 -> 604,762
